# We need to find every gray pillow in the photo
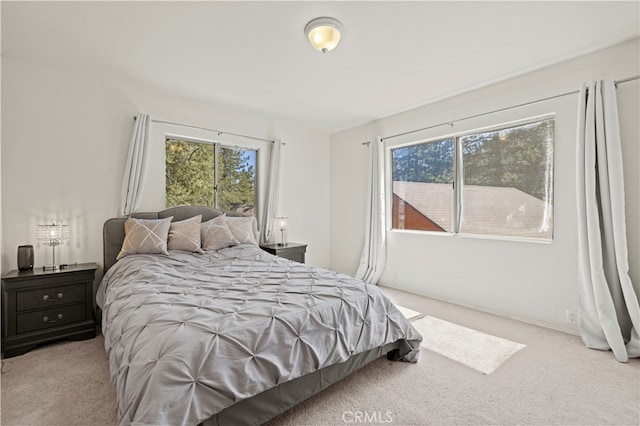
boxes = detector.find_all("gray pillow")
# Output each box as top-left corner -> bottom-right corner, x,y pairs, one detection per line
168,215 -> 204,253
201,215 -> 237,250
226,216 -> 259,246
116,217 -> 173,260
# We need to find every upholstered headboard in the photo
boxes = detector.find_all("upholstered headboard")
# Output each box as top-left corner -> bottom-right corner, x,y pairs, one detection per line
102,206 -> 242,273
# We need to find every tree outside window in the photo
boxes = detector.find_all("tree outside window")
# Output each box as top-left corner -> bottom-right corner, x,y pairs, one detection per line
165,138 -> 257,216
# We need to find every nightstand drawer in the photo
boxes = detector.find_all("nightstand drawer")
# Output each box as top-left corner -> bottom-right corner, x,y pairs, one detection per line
16,284 -> 85,312
16,304 -> 86,334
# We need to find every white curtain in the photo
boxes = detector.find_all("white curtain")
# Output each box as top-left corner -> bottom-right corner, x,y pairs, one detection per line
576,79 -> 640,362
261,139 -> 283,244
120,113 -> 151,216
356,136 -> 386,284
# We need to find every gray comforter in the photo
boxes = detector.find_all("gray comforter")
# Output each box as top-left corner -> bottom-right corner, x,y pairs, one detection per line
100,244 -> 421,425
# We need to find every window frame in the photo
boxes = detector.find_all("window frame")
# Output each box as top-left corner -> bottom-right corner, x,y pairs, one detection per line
164,133 -> 260,217
387,113 -> 555,243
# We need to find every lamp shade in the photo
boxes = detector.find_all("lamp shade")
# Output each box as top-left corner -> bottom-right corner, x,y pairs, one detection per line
37,223 -> 69,246
304,17 -> 343,53
275,217 -> 289,229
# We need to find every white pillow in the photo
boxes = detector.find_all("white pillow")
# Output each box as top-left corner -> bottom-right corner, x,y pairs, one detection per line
117,217 -> 173,260
226,216 -> 259,246
201,214 -> 237,250
168,215 -> 204,253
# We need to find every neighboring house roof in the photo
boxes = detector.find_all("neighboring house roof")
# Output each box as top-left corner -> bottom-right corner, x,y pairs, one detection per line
394,182 -> 455,231
393,181 -> 553,239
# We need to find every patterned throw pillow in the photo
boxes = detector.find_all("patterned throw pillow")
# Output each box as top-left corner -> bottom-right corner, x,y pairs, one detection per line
201,214 -> 238,250
226,216 -> 258,246
167,215 -> 204,253
116,217 -> 173,260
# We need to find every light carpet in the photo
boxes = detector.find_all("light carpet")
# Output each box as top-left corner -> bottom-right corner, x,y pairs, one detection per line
411,315 -> 526,374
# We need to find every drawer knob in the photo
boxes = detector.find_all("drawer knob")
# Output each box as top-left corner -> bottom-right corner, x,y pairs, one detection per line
42,293 -> 63,301
42,314 -> 63,323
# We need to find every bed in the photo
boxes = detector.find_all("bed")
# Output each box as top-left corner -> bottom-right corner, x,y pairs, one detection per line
98,206 -> 422,426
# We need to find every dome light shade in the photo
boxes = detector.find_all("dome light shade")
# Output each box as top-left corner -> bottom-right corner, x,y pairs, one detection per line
304,17 -> 343,53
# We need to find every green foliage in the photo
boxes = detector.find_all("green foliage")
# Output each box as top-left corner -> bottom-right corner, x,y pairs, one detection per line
461,119 -> 554,200
216,146 -> 256,214
165,139 -> 256,214
391,119 -> 554,201
392,139 -> 454,184
166,140 -> 215,207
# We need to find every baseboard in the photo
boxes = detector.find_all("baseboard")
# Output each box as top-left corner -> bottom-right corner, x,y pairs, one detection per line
379,281 -> 581,336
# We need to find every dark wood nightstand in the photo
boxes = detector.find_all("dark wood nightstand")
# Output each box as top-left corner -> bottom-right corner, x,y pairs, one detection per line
1,263 -> 97,358
260,243 -> 307,263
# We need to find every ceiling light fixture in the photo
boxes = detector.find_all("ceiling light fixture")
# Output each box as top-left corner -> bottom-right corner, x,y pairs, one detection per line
304,17 -> 343,53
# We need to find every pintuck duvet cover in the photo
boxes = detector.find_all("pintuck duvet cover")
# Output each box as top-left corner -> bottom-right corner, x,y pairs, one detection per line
100,244 -> 421,426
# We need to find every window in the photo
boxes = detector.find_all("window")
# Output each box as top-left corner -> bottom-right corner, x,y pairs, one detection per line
392,139 -> 455,232
165,138 -> 257,216
391,117 -> 554,241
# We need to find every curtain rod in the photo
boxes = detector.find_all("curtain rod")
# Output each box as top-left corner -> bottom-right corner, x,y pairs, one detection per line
362,75 -> 639,145
134,116 -> 276,144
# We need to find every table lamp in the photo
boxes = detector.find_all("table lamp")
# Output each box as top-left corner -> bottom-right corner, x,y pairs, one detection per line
37,223 -> 69,270
275,217 -> 289,246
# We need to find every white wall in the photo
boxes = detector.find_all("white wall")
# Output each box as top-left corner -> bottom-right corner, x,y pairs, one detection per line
1,57 -> 331,280
1,58 -> 134,277
330,38 -> 640,333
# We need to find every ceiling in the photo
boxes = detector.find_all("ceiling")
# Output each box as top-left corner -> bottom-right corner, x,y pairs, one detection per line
2,1 -> 639,133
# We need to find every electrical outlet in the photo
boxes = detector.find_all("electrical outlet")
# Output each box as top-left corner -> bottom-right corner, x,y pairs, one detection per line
565,309 -> 578,325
